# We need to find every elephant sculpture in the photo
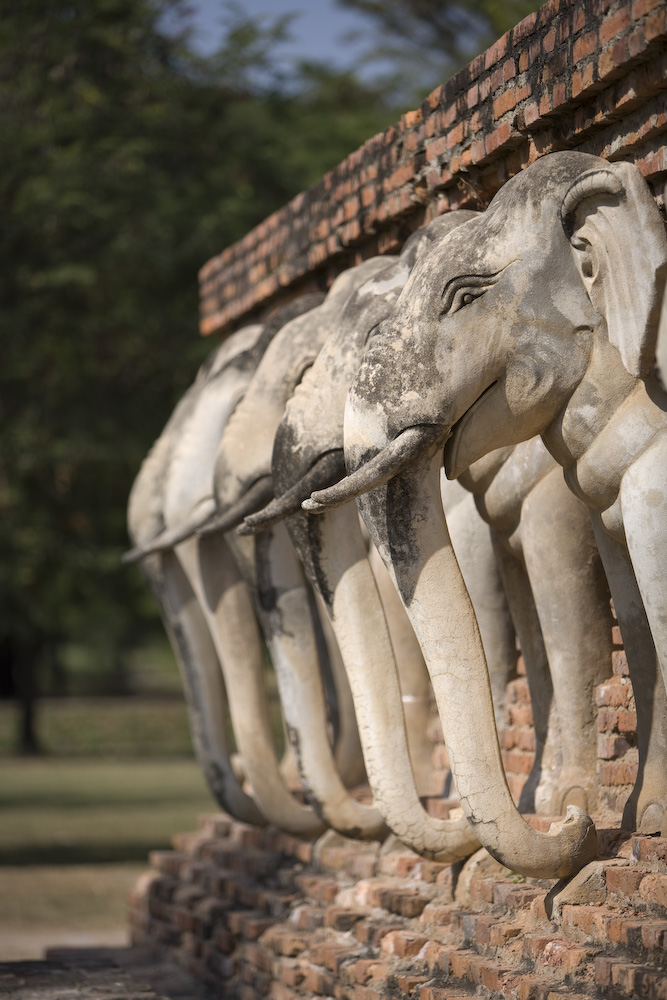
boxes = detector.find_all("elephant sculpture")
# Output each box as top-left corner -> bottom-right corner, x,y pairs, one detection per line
306,150 -> 667,875
126,320 -> 270,824
245,210 -> 614,865
199,257 -> 394,841
127,296 -> 347,835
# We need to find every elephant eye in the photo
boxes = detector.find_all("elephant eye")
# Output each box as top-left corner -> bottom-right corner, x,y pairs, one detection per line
451,289 -> 485,313
365,323 -> 381,346
440,264 -> 515,317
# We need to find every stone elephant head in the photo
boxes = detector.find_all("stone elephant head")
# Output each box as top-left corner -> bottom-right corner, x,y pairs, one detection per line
307,150 -> 667,870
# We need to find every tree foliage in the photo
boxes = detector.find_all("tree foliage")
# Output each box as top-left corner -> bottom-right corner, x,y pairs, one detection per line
0,0 -> 397,738
1,0 -> 544,748
337,0 -> 542,101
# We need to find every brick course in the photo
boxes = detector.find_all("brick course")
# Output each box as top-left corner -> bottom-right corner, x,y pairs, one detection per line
130,814 -> 667,1000
199,0 -> 667,336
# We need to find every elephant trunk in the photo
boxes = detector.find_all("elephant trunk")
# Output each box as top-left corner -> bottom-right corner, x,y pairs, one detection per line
288,501 -> 481,863
197,476 -> 275,539
253,521 -> 386,839
241,451 -> 346,534
303,423 -> 445,513
179,533 -> 326,838
123,498 -> 217,563
352,435 -> 597,879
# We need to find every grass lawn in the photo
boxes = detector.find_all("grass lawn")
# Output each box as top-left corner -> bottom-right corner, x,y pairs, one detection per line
0,756 -> 216,959
0,696 -> 196,758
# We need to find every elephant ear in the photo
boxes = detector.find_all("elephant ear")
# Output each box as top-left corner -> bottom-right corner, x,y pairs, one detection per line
560,161 -> 667,379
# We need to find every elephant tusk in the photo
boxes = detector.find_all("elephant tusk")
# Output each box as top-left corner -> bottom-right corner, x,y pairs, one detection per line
240,450 -> 346,534
122,498 -> 217,563
197,476 -> 275,539
303,424 -> 447,513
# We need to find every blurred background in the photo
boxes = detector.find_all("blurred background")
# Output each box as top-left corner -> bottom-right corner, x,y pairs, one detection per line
0,0 -> 540,959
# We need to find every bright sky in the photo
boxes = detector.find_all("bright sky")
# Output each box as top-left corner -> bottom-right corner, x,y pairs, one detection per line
185,0 -> 373,69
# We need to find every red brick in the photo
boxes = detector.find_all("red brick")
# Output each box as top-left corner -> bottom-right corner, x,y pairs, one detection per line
599,759 -> 638,785
425,136 -> 447,160
490,65 -> 505,93
419,989 -> 467,1000
353,985 -> 390,1000
276,961 -> 303,988
542,940 -> 592,973
641,921 -> 667,950
489,922 -> 521,946
303,966 -> 335,995
381,930 -> 430,958
493,88 -> 519,118
480,962 -> 511,991
389,889 -> 430,917
355,920 -> 403,947
600,8 -> 632,46
552,81 -> 567,109
573,7 -> 587,32
598,38 -> 629,82
325,906 -> 362,931
633,0 -> 663,14
270,984 -> 299,1000
385,162 -> 414,193
290,905 -> 323,931
424,84 -> 444,111
573,30 -> 598,62
513,10 -> 538,42
415,860 -> 450,883
446,122 -> 465,148
379,851 -> 421,878
402,108 -> 423,129
605,866 -> 646,898
543,28 -> 556,52
420,940 -> 451,974
598,733 -> 632,758
638,873 -> 667,908
646,7 -> 667,41
502,748 -> 535,775
596,679 -> 632,707
448,949 -> 473,978
441,103 -> 457,129
397,974 -> 430,994
310,942 -> 359,974
522,932 -> 555,959
484,32 -> 509,69
262,927 -> 308,957
612,649 -> 629,675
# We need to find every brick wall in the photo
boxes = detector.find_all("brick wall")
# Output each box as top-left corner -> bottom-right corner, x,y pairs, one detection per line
131,814 -> 667,999
199,0 -> 667,336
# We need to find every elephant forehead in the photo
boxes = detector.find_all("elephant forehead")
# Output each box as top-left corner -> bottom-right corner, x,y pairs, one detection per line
354,339 -> 441,413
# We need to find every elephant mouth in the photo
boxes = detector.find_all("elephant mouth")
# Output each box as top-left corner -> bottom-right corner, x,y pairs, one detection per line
444,381 -> 500,479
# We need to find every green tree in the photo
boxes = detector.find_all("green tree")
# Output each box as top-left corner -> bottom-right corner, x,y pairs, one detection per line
0,0 -> 396,751
337,0 -> 543,102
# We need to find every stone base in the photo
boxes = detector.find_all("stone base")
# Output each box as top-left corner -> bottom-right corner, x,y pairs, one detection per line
129,814 -> 667,1000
